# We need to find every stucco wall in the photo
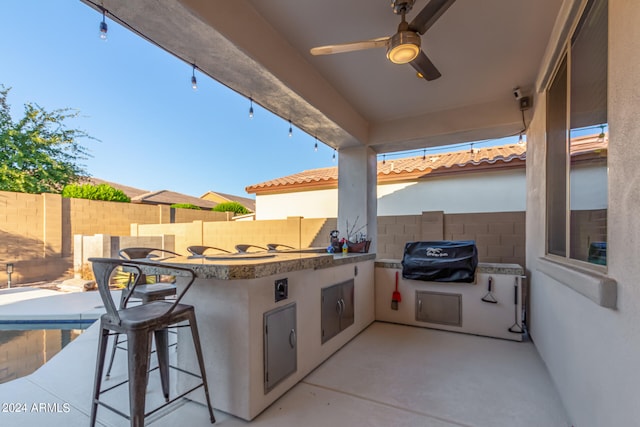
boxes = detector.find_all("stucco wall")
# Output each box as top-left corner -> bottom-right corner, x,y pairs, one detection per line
254,168 -> 527,220
254,163 -> 607,221
378,169 -> 527,215
255,189 -> 338,220
526,1 -> 640,425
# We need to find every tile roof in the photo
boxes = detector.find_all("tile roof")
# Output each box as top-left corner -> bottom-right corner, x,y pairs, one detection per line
132,190 -> 218,209
246,134 -> 608,195
246,133 -> 609,194
246,143 -> 527,194
80,177 -> 217,209
81,177 -> 150,198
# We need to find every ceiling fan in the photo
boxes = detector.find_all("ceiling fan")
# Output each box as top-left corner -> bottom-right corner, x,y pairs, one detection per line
309,0 -> 456,81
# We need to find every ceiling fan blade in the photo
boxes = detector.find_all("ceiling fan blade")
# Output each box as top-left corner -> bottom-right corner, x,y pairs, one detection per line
410,51 -> 442,81
310,37 -> 389,56
408,0 -> 456,35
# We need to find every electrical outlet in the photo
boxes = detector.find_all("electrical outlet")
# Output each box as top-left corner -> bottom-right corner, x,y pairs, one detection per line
274,278 -> 288,302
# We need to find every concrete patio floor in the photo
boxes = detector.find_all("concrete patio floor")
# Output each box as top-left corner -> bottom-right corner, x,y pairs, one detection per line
0,286 -> 569,426
0,307 -> 569,427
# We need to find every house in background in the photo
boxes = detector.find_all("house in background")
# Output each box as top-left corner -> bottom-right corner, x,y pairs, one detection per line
84,178 -> 217,210
85,177 -> 150,200
200,191 -> 256,212
246,137 -> 605,221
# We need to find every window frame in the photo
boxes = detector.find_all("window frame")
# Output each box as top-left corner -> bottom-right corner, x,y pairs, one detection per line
544,0 -> 608,273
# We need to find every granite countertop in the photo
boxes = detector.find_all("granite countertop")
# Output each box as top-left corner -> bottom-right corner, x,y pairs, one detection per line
138,252 -> 376,280
375,259 -> 524,276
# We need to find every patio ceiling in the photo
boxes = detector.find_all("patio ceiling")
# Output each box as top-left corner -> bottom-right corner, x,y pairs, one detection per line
82,0 -> 562,153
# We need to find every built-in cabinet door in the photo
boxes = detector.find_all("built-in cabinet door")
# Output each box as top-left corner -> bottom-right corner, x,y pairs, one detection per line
264,303 -> 297,393
415,290 -> 462,327
340,279 -> 355,331
321,279 -> 355,344
321,283 -> 341,344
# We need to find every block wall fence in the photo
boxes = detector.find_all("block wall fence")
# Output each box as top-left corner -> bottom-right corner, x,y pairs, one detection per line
0,191 -> 226,284
0,190 -> 526,286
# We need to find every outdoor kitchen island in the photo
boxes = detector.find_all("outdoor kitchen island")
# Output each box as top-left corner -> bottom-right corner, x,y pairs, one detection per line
143,251 -> 375,421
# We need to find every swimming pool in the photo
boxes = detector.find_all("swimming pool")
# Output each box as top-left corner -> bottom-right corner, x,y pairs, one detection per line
0,323 -> 93,384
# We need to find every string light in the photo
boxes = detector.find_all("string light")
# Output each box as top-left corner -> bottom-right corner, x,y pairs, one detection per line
99,8 -> 108,41
332,149 -> 336,162
249,97 -> 254,119
314,136 -> 318,152
422,149 -> 426,161
382,154 -> 386,165
518,133 -> 524,145
597,125 -> 605,141
191,64 -> 197,90
288,120 -> 293,138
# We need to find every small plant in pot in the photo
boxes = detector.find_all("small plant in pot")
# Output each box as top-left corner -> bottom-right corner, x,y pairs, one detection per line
344,217 -> 371,253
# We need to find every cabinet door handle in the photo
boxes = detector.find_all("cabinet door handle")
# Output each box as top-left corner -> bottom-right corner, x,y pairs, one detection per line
418,299 -> 422,313
336,300 -> 342,314
289,328 -> 297,349
340,298 -> 345,314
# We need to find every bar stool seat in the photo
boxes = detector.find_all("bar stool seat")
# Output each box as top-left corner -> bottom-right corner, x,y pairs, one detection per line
114,301 -> 193,329
89,257 -> 215,427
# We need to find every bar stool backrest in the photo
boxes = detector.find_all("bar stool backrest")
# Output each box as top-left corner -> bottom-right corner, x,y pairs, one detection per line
89,257 -> 197,324
90,258 -> 128,327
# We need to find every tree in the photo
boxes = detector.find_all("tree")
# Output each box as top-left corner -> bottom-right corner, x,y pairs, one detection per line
0,85 -> 92,193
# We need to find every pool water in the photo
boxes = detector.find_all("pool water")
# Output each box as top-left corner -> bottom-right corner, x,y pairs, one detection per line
0,329 -> 84,384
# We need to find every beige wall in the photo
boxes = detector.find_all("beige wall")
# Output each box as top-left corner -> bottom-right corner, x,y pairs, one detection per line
0,191 -> 228,285
377,211 -> 526,268
133,217 -> 333,254
1,188 -> 527,286
525,1 -> 640,425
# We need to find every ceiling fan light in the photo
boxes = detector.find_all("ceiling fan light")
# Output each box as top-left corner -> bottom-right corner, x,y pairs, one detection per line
387,31 -> 420,64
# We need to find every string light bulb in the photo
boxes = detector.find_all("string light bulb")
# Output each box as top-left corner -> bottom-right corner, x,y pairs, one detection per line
597,125 -> 605,141
382,154 -> 386,165
422,149 -> 426,161
332,149 -> 336,162
191,64 -> 197,90
314,136 -> 318,152
518,133 -> 524,145
288,120 -> 293,138
99,8 -> 108,41
249,98 -> 254,119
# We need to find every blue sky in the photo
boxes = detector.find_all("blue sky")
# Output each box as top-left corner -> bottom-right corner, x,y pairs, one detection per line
0,0 -> 338,198
0,1 -> 534,200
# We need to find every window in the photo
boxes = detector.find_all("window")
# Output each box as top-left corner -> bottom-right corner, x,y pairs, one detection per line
546,0 -> 608,266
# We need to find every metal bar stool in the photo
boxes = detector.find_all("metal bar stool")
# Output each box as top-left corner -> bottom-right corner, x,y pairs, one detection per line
104,247 -> 181,379
89,257 -> 215,427
186,245 -> 231,257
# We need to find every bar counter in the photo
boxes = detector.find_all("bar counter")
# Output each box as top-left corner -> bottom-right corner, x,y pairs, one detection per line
143,251 -> 376,420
